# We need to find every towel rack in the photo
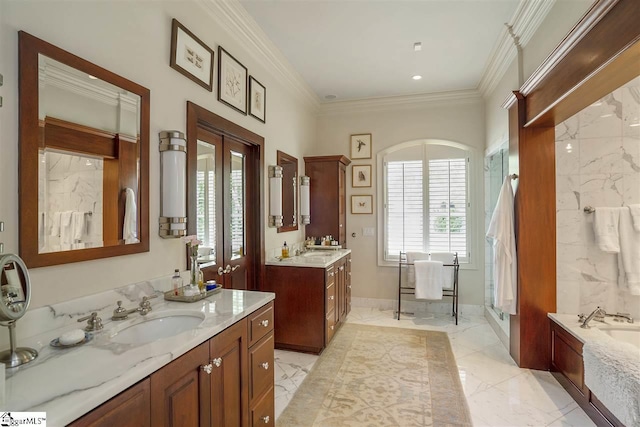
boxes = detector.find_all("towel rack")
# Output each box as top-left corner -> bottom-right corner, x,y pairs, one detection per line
584,206 -> 596,214
397,251 -> 460,324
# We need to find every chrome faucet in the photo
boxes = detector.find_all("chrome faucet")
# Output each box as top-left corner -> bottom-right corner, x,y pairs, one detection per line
579,306 -> 606,329
605,312 -> 634,323
111,295 -> 158,321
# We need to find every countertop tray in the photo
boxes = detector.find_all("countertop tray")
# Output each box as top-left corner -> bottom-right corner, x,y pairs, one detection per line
164,285 -> 222,303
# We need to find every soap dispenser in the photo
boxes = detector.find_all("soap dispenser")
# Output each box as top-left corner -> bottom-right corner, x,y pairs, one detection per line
282,241 -> 289,258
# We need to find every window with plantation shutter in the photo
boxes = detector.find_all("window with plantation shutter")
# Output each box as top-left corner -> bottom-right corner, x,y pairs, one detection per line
197,154 -> 217,258
383,144 -> 470,263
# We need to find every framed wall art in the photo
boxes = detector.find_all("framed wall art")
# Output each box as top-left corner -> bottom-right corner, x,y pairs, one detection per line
169,19 -> 214,91
218,46 -> 247,114
351,195 -> 373,214
350,133 -> 372,159
249,76 -> 266,123
352,165 -> 371,187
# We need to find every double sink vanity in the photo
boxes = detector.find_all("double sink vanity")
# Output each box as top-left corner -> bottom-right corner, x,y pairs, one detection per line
265,249 -> 351,354
3,283 -> 275,426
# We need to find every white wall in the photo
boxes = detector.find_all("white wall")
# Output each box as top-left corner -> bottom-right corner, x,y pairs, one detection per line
0,0 -> 316,308
317,97 -> 486,305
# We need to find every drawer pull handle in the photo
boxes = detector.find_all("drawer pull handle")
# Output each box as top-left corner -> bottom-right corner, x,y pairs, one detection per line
212,357 -> 222,368
262,415 -> 270,424
329,272 -> 334,277
339,266 -> 344,271
330,325 -> 334,331
261,362 -> 269,370
329,295 -> 334,300
201,364 -> 213,374
260,319 -> 269,327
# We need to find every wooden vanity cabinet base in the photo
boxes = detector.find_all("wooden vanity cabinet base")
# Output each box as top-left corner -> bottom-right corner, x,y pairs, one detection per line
69,378 -> 150,427
550,319 -> 624,427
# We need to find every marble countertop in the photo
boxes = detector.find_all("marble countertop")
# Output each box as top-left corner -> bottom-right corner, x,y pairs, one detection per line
4,289 -> 274,426
548,313 -> 640,348
265,248 -> 351,268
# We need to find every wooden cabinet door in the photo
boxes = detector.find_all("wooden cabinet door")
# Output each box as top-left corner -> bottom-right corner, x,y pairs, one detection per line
69,379 -> 150,427
150,343 -> 210,427
210,319 -> 249,427
336,258 -> 347,323
345,255 -> 352,317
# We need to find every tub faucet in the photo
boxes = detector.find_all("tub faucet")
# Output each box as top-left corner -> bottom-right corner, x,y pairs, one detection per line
579,306 -> 606,329
605,312 -> 634,323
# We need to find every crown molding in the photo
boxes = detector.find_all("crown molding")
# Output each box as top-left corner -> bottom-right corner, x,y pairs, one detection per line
318,89 -> 482,116
477,0 -> 556,97
197,0 -> 320,112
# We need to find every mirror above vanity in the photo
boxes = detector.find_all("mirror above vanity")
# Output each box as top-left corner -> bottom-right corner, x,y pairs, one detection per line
19,31 -> 150,267
277,150 -> 298,233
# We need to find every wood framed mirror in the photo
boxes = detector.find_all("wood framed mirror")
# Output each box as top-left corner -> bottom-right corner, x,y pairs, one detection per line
277,151 -> 298,233
18,31 -> 150,267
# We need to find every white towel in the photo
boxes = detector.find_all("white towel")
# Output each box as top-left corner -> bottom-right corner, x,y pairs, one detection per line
593,207 -> 621,253
583,338 -> 640,426
629,204 -> 640,232
429,251 -> 455,289
71,211 -> 85,241
619,207 -> 640,295
486,177 -> 517,315
123,188 -> 138,244
50,211 -> 61,237
414,260 -> 444,300
406,251 -> 430,284
59,210 -> 73,249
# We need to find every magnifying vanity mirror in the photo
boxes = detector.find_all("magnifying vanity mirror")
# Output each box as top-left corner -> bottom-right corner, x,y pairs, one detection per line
19,31 -> 150,267
0,254 -> 37,367
277,151 -> 298,233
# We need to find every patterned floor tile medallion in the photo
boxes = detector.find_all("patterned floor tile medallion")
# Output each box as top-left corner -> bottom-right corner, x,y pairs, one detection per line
277,323 -> 472,426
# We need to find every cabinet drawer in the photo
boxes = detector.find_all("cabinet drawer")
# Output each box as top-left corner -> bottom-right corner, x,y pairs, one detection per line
250,332 -> 274,402
326,283 -> 336,314
249,302 -> 274,347
326,266 -> 335,287
326,311 -> 336,344
251,386 -> 274,427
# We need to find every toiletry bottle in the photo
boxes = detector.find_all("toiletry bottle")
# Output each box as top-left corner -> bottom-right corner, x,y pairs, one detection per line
282,241 -> 289,258
172,269 -> 182,296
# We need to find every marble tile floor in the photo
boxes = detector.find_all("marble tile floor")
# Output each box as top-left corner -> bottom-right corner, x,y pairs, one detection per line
274,306 -> 595,426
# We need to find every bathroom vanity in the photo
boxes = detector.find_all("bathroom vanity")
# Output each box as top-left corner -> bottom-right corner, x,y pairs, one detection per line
549,315 -> 625,427
265,249 -> 351,354
3,288 -> 275,426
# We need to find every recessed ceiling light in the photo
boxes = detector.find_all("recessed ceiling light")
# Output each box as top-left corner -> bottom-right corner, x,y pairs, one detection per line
324,94 -> 337,100
412,75 -> 422,80
413,42 -> 422,52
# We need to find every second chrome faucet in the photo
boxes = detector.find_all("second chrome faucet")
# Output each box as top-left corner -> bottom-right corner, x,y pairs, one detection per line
112,295 -> 158,321
579,306 -> 634,328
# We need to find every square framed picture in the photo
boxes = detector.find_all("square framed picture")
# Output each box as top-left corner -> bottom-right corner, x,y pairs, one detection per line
351,195 -> 373,214
218,46 -> 247,114
350,133 -> 372,159
170,19 -> 214,91
352,165 -> 372,187
249,76 -> 266,123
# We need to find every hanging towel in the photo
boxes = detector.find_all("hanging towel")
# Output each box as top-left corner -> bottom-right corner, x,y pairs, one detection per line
593,207 -> 621,253
123,188 -> 138,244
406,251 -> 430,285
51,211 -> 61,237
618,206 -> 640,295
71,211 -> 85,241
429,252 -> 456,289
59,210 -> 73,249
486,176 -> 517,315
414,260 -> 444,300
629,204 -> 640,232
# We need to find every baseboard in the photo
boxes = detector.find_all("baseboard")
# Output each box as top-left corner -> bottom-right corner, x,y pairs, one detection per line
352,297 -> 484,316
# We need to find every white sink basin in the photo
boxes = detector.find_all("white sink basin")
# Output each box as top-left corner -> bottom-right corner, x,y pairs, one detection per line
109,311 -> 205,345
597,325 -> 640,348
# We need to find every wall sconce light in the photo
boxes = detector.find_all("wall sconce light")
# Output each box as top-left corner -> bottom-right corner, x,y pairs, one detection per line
159,130 -> 187,238
269,165 -> 283,227
300,175 -> 310,225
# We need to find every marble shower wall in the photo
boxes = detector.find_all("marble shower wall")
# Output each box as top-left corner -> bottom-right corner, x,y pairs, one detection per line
555,76 -> 640,318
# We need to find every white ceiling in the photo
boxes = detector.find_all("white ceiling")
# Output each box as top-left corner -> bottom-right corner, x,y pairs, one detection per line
239,0 -> 523,102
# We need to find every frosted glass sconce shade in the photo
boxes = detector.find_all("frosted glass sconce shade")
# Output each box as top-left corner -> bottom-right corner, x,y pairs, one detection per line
300,175 -> 310,225
269,165 -> 283,227
159,130 -> 187,238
